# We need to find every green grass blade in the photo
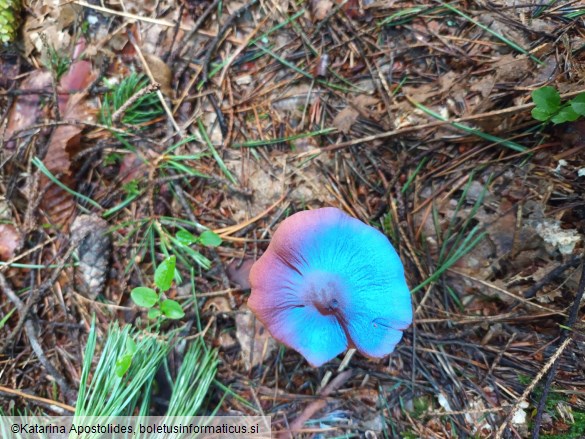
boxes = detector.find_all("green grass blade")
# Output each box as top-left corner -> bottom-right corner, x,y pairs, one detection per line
438,1 -> 543,65
410,100 -> 527,152
196,119 -> 237,185
32,157 -> 103,210
234,127 -> 335,148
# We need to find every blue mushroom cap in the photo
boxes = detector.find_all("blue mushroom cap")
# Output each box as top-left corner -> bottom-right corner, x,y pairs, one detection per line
248,207 -> 412,367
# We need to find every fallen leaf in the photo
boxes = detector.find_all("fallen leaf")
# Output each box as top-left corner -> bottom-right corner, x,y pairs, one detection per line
492,54 -> 530,83
3,71 -> 52,149
227,258 -> 254,289
470,75 -> 496,98
333,106 -> 359,134
0,224 -> 21,261
337,0 -> 363,19
143,53 -> 172,97
354,94 -> 380,108
235,307 -> 277,370
311,0 -> 333,21
39,43 -> 98,230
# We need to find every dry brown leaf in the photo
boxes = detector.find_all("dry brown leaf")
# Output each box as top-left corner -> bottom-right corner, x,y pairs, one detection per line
0,225 -> 21,261
492,54 -> 530,83
354,94 -> 380,108
3,71 -> 52,149
22,1 -> 79,60
235,307 -> 277,370
311,0 -> 333,21
470,75 -> 496,98
39,54 -> 97,230
143,53 -> 172,97
333,107 -> 359,134
226,258 -> 254,289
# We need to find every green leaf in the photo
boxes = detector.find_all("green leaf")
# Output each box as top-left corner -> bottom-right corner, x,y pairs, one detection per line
570,94 -> 585,116
551,106 -> 579,124
531,86 -> 561,113
125,338 -> 137,355
160,299 -> 185,319
147,308 -> 162,319
155,255 -> 176,292
531,107 -> 552,122
176,229 -> 197,245
115,354 -> 133,377
130,287 -> 158,308
199,230 -> 222,247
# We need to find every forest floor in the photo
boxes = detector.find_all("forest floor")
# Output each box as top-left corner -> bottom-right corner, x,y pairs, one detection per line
1,0 -> 585,437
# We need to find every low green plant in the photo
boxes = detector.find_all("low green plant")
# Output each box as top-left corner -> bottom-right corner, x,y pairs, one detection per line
531,86 -> 585,124
45,42 -> 70,80
101,73 -> 163,128
131,255 -> 185,321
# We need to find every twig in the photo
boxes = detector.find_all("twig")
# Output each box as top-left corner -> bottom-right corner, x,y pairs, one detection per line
0,274 -> 74,401
531,258 -> 585,438
0,385 -> 75,414
201,0 -> 260,83
280,369 -> 354,439
178,0 -> 222,59
295,88 -> 585,157
494,336 -> 573,438
0,228 -> 90,353
127,32 -> 182,135
523,255 -> 581,298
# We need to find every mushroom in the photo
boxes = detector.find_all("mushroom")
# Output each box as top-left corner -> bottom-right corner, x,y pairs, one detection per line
248,207 -> 412,367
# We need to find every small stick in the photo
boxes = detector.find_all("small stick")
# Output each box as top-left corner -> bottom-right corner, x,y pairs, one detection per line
319,348 -> 356,390
493,337 -> 573,439
531,258 -> 585,438
201,0 -> 260,83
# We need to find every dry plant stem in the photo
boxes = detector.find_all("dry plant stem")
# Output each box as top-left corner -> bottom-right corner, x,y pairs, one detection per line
218,17 -> 268,86
319,348 -> 356,390
72,0 -> 223,36
0,228 -> 91,353
524,255 -> 581,298
127,32 -> 182,135
449,269 -> 568,317
201,0 -> 260,83
177,0 -> 222,59
0,274 -> 73,400
295,88 -> 585,157
494,336 -> 573,439
531,258 -> 585,438
213,192 -> 288,236
0,385 -> 75,414
280,369 -> 354,439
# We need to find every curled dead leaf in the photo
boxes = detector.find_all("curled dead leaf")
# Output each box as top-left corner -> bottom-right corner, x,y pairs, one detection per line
143,53 -> 172,97
226,258 -> 254,289
0,224 -> 21,261
3,71 -> 52,149
39,56 -> 97,230
333,106 -> 359,134
311,0 -> 333,21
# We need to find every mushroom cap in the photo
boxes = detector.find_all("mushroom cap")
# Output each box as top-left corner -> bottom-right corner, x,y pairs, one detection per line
248,207 -> 412,367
